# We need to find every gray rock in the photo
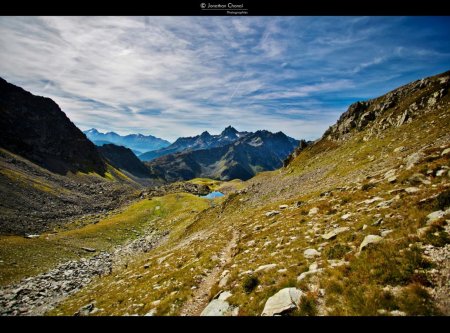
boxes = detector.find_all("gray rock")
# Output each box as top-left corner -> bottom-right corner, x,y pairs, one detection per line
308,207 -> 319,216
390,310 -> 407,316
200,299 -> 238,316
261,288 -> 303,316
75,302 -> 96,316
387,176 -> 397,183
265,210 -> 280,217
372,218 -> 383,226
441,148 -> 450,156
384,169 -> 397,179
279,205 -> 289,209
303,248 -> 320,259
81,247 -> 96,253
359,235 -> 383,252
297,268 -> 323,281
217,291 -> 232,301
24,234 -> 40,239
393,146 -> 405,153
436,169 -> 446,177
405,152 -> 424,170
361,197 -> 384,205
145,309 -> 157,316
341,213 -> 352,220
322,227 -> 350,240
219,274 -> 229,288
408,173 -> 430,185
405,187 -> 420,194
255,264 -> 277,273
426,209 -> 450,224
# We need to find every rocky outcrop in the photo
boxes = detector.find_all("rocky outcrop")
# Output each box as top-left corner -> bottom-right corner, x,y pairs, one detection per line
283,139 -> 312,167
0,77 -> 106,175
323,71 -> 450,141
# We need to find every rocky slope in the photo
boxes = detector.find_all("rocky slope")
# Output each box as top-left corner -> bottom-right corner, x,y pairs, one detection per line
0,147 -> 138,235
0,77 -> 106,176
0,79 -> 144,235
139,126 -> 250,161
145,130 -> 299,182
84,128 -> 170,156
322,71 -> 449,142
97,144 -> 154,179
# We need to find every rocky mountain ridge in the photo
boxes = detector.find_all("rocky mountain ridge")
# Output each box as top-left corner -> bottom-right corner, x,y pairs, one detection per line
139,126 -> 250,161
145,130 -> 299,182
0,77 -> 106,175
323,70 -> 449,142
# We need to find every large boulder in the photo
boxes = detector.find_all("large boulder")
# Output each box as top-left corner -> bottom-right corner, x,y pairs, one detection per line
261,288 -> 303,316
200,299 -> 239,316
322,227 -> 350,240
358,235 -> 383,253
303,248 -> 321,259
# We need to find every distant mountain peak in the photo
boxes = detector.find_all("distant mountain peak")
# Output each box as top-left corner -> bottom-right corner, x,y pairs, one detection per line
83,128 -> 170,155
85,128 -> 100,134
221,126 -> 238,136
222,125 -> 238,134
200,131 -> 211,137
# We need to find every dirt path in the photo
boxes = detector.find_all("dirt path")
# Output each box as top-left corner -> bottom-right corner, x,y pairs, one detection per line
179,229 -> 239,316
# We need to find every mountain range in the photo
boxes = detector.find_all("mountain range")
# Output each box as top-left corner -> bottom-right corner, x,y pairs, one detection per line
84,128 -> 170,156
139,126 -> 249,161
145,130 -> 299,181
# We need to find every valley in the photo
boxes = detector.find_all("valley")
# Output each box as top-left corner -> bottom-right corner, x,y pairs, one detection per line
0,70 -> 449,316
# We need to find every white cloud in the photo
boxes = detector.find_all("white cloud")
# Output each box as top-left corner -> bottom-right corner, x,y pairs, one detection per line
1,16 -> 448,142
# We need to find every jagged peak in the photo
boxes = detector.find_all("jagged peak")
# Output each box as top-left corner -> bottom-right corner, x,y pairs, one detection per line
221,126 -> 238,136
200,131 -> 211,137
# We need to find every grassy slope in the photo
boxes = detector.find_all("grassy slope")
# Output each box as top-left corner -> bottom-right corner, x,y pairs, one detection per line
48,102 -> 449,316
0,193 -> 210,286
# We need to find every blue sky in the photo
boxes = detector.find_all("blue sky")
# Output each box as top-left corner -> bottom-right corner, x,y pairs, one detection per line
0,16 -> 449,142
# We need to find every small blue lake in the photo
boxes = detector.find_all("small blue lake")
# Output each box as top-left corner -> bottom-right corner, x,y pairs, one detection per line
201,191 -> 225,199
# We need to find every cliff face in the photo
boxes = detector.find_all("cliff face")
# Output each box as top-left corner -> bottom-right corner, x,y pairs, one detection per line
0,77 -> 106,175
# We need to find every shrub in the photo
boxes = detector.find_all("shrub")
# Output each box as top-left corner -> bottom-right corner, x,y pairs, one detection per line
361,183 -> 375,191
398,283 -> 440,315
324,244 -> 351,260
423,223 -> 450,247
436,190 -> 450,210
341,197 -> 351,205
298,293 -> 318,316
242,275 -> 259,294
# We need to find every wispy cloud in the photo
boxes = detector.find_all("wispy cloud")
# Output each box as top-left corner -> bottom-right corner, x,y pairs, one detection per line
0,16 -> 449,141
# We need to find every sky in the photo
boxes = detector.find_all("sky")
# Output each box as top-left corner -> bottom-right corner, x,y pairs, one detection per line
0,16 -> 449,142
